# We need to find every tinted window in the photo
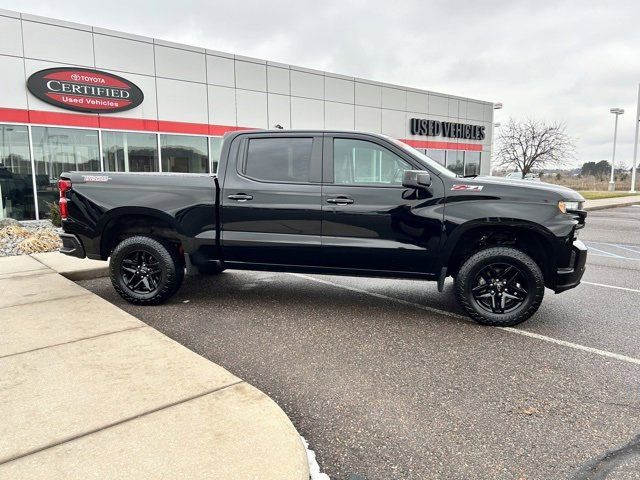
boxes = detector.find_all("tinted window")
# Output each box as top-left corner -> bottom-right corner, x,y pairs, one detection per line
102,131 -> 158,173
0,124 -> 35,220
464,151 -> 481,176
334,138 -> 411,185
32,126 -> 100,217
446,151 -> 465,175
245,137 -> 313,183
161,134 -> 209,173
210,137 -> 223,173
426,149 -> 446,165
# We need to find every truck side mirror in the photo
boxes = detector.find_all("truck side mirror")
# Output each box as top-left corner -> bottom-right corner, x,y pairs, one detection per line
402,170 -> 432,189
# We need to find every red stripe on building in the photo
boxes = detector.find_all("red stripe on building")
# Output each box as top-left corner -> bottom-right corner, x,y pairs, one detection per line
157,120 -> 210,135
98,116 -> 159,131
0,107 -> 31,123
28,109 -> 100,128
209,124 -> 244,135
400,139 -> 483,151
0,107 -> 485,151
0,107 -> 249,137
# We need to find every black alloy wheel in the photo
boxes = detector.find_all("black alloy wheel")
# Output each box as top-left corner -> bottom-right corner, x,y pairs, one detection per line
454,246 -> 545,327
120,250 -> 162,295
471,263 -> 528,314
110,235 -> 184,305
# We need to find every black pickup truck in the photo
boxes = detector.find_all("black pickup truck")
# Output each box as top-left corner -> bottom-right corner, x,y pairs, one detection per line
59,130 -> 587,326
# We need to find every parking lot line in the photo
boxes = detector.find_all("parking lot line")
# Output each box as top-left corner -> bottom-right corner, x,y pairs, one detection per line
589,253 -> 640,261
292,273 -> 640,367
584,246 -> 626,258
585,218 -> 639,223
586,241 -> 640,255
582,281 -> 640,293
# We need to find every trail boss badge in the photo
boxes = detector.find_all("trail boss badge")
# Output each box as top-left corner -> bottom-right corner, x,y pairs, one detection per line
27,68 -> 144,114
451,184 -> 484,191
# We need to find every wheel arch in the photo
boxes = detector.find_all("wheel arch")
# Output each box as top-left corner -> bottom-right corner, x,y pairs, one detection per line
99,207 -> 186,260
441,220 -> 558,285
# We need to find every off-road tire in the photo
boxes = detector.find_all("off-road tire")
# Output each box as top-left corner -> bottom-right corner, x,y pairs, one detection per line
454,247 -> 545,327
110,235 -> 184,305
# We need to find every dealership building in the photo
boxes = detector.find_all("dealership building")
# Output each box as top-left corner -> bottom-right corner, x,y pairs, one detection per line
0,9 -> 495,221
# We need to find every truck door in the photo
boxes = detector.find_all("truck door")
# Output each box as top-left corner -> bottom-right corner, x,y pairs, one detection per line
220,132 -> 323,266
320,134 -> 445,274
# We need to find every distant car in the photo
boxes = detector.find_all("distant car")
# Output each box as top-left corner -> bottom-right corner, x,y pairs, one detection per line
505,172 -> 541,181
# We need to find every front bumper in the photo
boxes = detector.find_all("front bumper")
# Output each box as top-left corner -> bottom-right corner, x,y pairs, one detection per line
59,233 -> 86,258
554,239 -> 587,293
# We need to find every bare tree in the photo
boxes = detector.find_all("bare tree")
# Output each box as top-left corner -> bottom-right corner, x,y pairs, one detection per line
495,118 -> 575,178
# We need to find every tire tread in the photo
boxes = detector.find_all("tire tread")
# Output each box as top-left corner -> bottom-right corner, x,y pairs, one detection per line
109,235 -> 183,305
454,247 -> 545,327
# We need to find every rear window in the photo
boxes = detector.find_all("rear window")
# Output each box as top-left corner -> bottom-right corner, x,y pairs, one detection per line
244,137 -> 313,183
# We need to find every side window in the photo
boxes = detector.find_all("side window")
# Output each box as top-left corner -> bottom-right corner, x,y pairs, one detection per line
333,138 -> 412,185
244,137 -> 313,183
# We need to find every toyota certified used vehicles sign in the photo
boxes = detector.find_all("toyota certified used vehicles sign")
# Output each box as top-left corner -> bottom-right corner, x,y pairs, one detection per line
27,68 -> 144,114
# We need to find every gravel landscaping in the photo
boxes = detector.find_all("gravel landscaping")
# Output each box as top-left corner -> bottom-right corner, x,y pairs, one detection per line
0,218 -> 61,257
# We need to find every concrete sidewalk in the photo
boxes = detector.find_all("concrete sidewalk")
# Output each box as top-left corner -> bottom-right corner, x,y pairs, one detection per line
0,254 -> 309,479
584,194 -> 640,211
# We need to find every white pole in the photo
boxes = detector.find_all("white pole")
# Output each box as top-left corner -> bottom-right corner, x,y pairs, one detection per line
631,84 -> 640,193
609,113 -> 620,191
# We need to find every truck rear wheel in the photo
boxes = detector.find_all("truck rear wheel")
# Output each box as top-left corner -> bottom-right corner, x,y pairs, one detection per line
110,235 -> 184,305
454,247 -> 544,326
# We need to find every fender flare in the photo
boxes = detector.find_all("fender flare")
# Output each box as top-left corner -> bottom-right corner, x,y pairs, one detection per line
98,207 -> 188,258
437,218 -> 559,271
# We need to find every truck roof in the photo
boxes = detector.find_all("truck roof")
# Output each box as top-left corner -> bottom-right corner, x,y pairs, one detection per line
224,129 -> 395,141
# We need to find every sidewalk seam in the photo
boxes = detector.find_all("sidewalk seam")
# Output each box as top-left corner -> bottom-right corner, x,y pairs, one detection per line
0,325 -> 147,359
28,254 -> 58,269
0,266 -> 51,276
0,380 -> 245,466
0,291 -> 92,310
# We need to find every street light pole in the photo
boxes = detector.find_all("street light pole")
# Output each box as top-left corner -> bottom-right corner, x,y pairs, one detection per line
490,103 -> 503,176
608,108 -> 624,192
490,122 -> 501,176
631,84 -> 640,193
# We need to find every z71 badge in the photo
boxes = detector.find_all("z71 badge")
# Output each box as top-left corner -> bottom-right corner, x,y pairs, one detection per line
451,184 -> 484,191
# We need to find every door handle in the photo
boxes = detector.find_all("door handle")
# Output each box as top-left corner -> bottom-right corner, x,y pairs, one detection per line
228,193 -> 253,202
326,197 -> 354,205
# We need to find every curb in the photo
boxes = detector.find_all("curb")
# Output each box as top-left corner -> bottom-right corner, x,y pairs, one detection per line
55,266 -> 109,281
584,199 -> 640,212
28,252 -> 109,281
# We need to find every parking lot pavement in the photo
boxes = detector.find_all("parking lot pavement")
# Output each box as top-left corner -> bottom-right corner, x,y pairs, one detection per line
80,206 -> 640,480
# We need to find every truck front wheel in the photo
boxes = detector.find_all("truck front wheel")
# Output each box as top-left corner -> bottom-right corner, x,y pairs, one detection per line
110,235 -> 184,305
454,247 -> 545,326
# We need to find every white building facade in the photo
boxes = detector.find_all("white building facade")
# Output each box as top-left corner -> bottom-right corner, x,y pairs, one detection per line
0,9 -> 495,221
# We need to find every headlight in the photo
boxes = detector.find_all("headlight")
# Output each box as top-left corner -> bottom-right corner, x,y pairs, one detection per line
558,200 -> 583,213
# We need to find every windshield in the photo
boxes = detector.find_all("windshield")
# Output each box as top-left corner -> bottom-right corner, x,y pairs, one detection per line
387,137 -> 457,178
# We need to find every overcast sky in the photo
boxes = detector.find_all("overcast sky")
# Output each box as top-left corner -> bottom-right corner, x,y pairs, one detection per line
3,0 -> 639,168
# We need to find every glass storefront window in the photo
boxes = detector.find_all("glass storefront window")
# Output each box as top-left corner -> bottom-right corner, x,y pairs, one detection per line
209,137 -> 222,173
0,124 -> 36,220
160,134 -> 208,173
446,151 -> 465,175
32,126 -> 100,218
426,149 -> 446,165
464,152 -> 481,176
103,131 -> 158,173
